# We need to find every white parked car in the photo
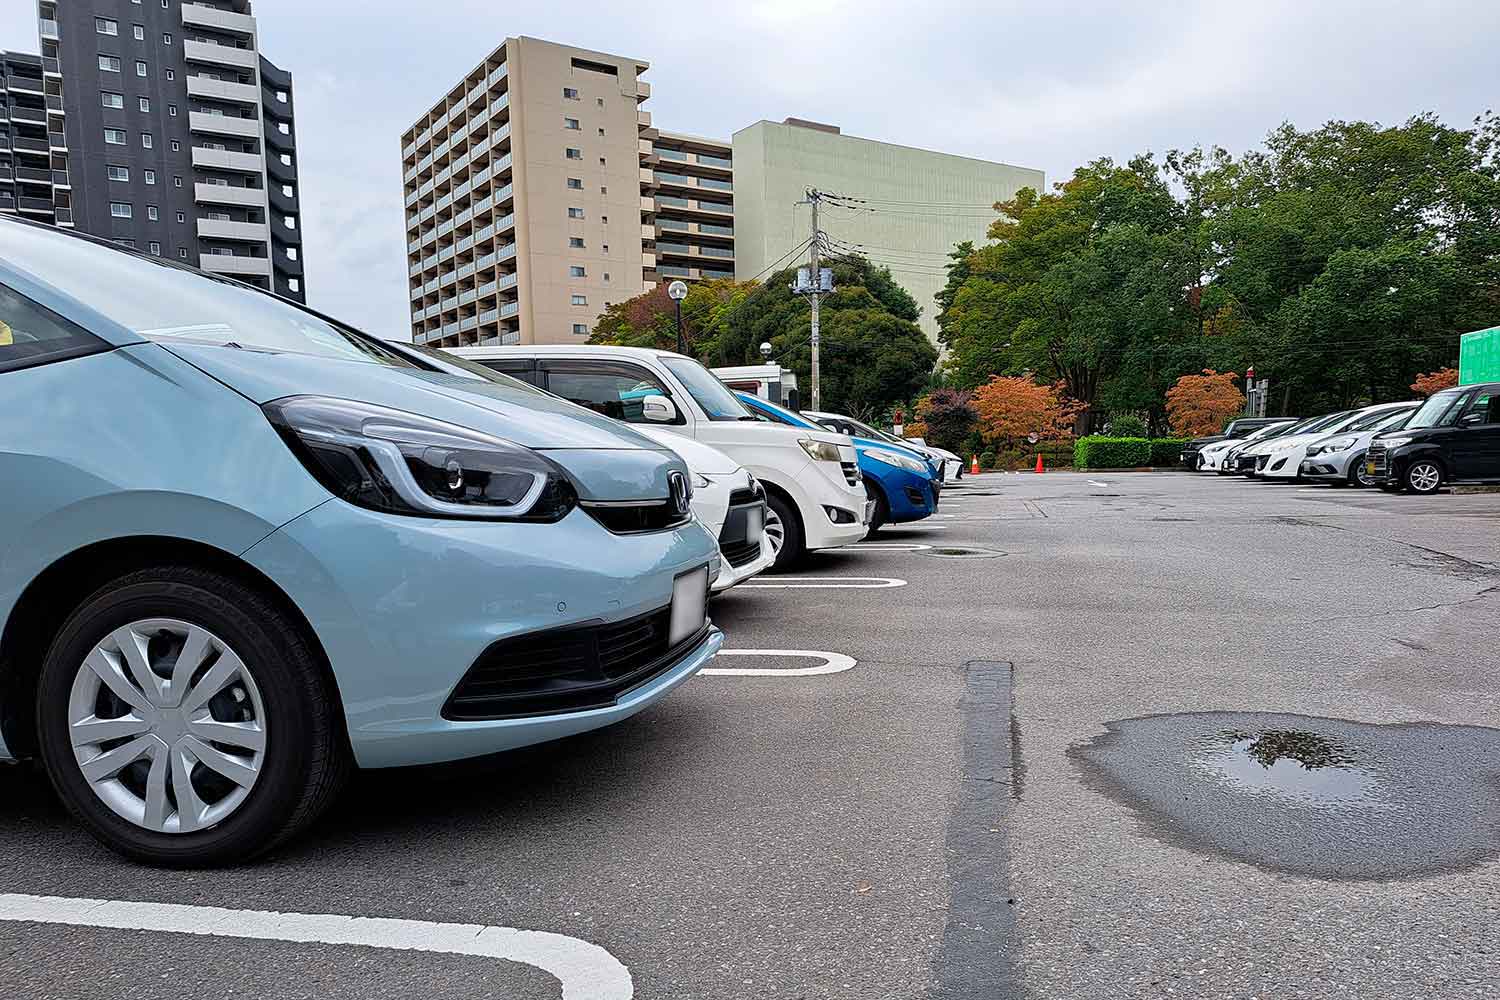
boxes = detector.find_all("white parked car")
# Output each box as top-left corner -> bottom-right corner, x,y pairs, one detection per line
1299,402 -> 1420,487
451,346 -> 870,569
384,342 -> 774,590
1197,420 -> 1294,471
1259,402 -> 1416,480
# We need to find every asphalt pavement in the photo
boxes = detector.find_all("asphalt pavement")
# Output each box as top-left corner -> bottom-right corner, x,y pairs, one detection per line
1,471 -> 1497,999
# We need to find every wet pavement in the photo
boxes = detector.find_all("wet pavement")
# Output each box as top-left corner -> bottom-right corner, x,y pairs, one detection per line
1071,711 -> 1500,879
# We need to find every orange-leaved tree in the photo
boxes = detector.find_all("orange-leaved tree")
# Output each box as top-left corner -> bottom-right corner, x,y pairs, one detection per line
972,376 -> 1085,451
1411,368 -> 1459,397
1165,370 -> 1245,437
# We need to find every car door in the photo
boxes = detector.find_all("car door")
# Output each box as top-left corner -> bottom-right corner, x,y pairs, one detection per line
1450,386 -> 1500,481
538,359 -> 686,428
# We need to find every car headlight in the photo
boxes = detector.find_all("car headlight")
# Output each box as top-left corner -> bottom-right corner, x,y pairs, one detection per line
863,447 -> 930,474
799,438 -> 842,463
1308,436 -> 1356,456
1379,436 -> 1414,449
693,472 -> 712,490
265,395 -> 576,521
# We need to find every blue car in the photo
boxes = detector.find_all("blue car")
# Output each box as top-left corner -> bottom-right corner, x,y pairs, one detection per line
735,392 -> 938,531
0,219 -> 723,865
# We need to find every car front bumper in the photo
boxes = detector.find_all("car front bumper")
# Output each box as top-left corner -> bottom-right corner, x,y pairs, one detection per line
1299,448 -> 1359,482
243,499 -> 724,768
792,458 -> 869,551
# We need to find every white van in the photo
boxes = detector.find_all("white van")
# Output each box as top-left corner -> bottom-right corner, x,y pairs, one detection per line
451,346 -> 870,568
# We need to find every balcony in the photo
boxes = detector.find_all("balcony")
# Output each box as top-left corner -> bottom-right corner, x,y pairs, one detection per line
14,165 -> 52,184
192,146 -> 263,173
189,110 -> 260,139
197,217 -> 269,242
38,19 -> 58,40
200,253 -> 271,277
186,75 -> 260,106
17,196 -> 53,214
637,110 -> 652,127
42,57 -> 60,77
696,153 -> 731,168
9,106 -> 47,126
181,3 -> 257,37
184,39 -> 259,71
11,135 -> 49,155
7,74 -> 44,95
51,169 -> 69,188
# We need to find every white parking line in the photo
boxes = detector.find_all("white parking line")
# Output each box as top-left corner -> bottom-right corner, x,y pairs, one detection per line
0,893 -> 632,999
855,542 -> 932,551
1087,480 -> 1110,488
740,576 -> 907,589
701,649 -> 857,676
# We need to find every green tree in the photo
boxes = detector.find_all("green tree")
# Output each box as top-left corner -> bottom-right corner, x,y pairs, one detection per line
588,279 -> 753,357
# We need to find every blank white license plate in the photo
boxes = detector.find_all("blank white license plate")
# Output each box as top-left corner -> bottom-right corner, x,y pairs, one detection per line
744,504 -> 764,544
669,566 -> 709,646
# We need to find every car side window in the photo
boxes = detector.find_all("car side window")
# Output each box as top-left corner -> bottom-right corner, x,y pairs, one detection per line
0,283 -> 109,374
1461,390 -> 1497,425
544,366 -> 671,423
475,359 -> 543,388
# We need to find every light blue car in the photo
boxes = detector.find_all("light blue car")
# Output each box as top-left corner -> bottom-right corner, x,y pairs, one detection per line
0,219 -> 723,865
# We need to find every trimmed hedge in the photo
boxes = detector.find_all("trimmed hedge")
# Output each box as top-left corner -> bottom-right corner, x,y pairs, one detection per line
1074,437 -> 1192,469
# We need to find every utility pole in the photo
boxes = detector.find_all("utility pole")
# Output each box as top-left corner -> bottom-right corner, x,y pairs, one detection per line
791,189 -> 832,410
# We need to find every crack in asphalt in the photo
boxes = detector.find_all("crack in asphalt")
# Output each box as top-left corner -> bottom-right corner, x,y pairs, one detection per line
1294,585 -> 1499,625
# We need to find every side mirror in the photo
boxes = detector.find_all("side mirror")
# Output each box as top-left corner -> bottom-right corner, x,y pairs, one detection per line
641,394 -> 677,423
1459,410 -> 1484,426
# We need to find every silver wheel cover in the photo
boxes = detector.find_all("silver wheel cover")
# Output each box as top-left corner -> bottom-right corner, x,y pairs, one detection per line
763,505 -> 785,558
1409,463 -> 1440,492
68,618 -> 267,834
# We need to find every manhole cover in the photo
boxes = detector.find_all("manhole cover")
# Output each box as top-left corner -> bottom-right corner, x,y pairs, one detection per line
925,546 -> 1006,558
1070,712 -> 1500,880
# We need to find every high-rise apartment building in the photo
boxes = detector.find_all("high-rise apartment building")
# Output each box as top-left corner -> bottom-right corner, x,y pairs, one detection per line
0,49 -> 72,227
732,119 -> 1042,343
38,0 -> 305,301
401,37 -> 656,347
651,131 -> 734,283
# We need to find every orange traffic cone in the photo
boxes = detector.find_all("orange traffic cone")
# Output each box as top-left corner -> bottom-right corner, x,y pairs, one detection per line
1035,454 -> 1045,474
970,455 -> 980,475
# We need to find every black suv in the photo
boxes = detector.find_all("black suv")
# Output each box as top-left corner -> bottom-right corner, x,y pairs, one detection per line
1180,417 -> 1288,469
1366,382 -> 1500,493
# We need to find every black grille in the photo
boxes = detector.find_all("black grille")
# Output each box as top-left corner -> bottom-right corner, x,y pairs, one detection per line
1367,442 -> 1389,475
582,500 -> 691,534
717,487 -> 766,568
444,604 -> 708,720
840,460 -> 860,487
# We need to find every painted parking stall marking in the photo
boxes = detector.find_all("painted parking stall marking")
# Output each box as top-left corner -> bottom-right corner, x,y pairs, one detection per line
702,649 -> 857,677
740,576 -> 907,589
854,542 -> 933,551
0,893 -> 633,1000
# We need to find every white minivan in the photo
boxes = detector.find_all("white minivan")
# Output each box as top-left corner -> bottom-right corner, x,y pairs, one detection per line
452,346 -> 870,568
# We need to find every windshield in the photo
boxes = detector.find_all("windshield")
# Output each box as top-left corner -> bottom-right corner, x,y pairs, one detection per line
1347,406 -> 1415,432
1404,388 -> 1466,429
402,343 -> 549,396
661,357 -> 752,420
1297,410 -> 1356,435
1371,407 -> 1416,431
743,394 -> 815,428
1243,421 -> 1294,441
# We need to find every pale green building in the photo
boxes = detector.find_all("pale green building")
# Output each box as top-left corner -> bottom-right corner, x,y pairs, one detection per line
731,118 -> 1045,343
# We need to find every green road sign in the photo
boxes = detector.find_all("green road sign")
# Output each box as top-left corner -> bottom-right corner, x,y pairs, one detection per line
1460,326 -> 1500,384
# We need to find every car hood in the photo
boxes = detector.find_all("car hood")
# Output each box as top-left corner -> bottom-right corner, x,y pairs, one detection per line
167,343 -> 687,502
633,426 -> 740,476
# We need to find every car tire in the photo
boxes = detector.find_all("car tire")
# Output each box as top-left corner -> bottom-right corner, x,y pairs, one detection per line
1349,454 -> 1374,488
36,566 -> 349,867
1404,458 -> 1444,495
764,492 -> 804,572
865,482 -> 889,535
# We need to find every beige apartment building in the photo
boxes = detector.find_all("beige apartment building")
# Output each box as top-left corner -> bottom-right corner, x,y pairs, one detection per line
401,37 -> 656,346
651,131 -> 734,282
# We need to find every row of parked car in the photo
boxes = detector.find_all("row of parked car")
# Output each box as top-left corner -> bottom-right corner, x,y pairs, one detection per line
0,218 -> 961,865
1183,386 -> 1500,493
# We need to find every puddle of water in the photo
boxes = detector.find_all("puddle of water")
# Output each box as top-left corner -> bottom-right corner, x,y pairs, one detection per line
1070,712 -> 1500,880
925,546 -> 1007,559
1193,731 -> 1378,806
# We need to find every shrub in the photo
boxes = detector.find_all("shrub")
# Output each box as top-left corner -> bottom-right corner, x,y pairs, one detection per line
978,451 -> 997,470
1166,370 -> 1245,436
915,389 -> 979,453
1109,414 -> 1148,438
1149,438 -> 1189,467
1075,436 -> 1152,469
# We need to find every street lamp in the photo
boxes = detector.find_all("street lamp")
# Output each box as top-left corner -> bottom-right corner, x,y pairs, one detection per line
759,341 -> 773,360
667,280 -> 688,354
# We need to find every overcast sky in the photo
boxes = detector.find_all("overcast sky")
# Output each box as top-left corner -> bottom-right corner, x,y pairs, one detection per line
4,1 -> 1496,340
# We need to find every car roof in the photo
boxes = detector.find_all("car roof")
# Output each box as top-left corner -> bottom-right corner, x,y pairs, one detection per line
449,345 -> 689,362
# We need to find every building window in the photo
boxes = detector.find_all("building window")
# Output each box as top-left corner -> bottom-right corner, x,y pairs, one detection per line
107,165 -> 130,182
147,206 -> 158,220
563,87 -> 579,100
567,207 -> 584,219
173,176 -> 183,187
178,248 -> 188,259
149,241 -> 161,255
597,127 -> 605,137
104,128 -> 127,145
277,121 -> 289,134
279,153 -> 291,165
571,294 -> 587,306
287,247 -> 298,261
141,133 -> 153,148
569,237 -> 585,248
281,184 -> 294,197
604,272 -> 611,282
600,186 -> 607,194
110,202 -> 133,218
101,91 -> 125,109
133,25 -> 145,40
569,266 -> 586,277
599,157 -> 606,166
168,104 -> 177,116
113,239 -> 137,249
572,324 -> 588,334
288,278 -> 300,293
144,169 -> 156,184
602,243 -> 609,253
163,33 -> 172,45
170,140 -> 180,151
596,97 -> 604,107
601,215 -> 608,224
565,148 -> 582,160
165,69 -> 174,81
96,18 -> 119,36
176,211 -> 185,223
139,97 -> 150,112
276,90 -> 287,103
99,55 -> 121,72
136,61 -> 147,77
566,177 -> 582,189
284,216 -> 297,230
564,117 -> 580,130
